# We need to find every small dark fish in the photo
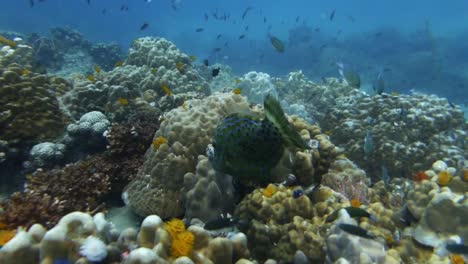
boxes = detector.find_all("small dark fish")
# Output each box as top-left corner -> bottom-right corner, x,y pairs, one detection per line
364,129 -> 374,158
204,216 -> 248,231
212,68 -> 220,77
29,0 -> 34,7
373,72 -> 385,95
242,6 -> 253,20
244,25 -> 249,31
264,17 -> 267,23
281,174 -> 297,186
375,32 -> 383,37
319,44 -> 327,49
213,47 -> 222,52
195,28 -> 204,32
204,13 -> 209,21
216,34 -> 222,39
204,217 -> 236,230
381,165 -> 389,186
203,59 -> 209,66
292,189 -> 304,199
329,9 -> 336,21
392,205 -> 417,227
238,34 -> 246,39
347,15 -> 355,23
314,27 -> 320,32
449,101 -> 456,108
140,23 -> 149,31
295,16 -> 300,23
338,223 -> 376,239
326,207 -> 376,223
102,9 -> 107,14
223,41 -> 229,47
446,243 -> 468,255
87,0 -> 90,5
270,36 -> 285,52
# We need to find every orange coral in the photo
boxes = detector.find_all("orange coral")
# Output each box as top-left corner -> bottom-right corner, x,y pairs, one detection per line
164,218 -> 186,238
437,170 -> 452,186
0,229 -> 16,246
262,184 -> 276,198
412,171 -> 429,182
152,136 -> 167,150
170,231 -> 194,257
450,254 -> 465,264
164,219 -> 194,257
350,199 -> 361,208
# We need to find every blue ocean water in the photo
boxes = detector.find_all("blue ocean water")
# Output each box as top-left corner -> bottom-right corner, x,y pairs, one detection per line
1,0 -> 467,103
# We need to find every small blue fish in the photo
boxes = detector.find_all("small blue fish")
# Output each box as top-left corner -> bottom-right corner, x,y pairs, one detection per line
364,129 -> 373,159
293,189 -> 304,199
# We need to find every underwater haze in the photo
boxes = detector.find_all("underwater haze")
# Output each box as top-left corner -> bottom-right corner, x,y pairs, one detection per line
1,0 -> 468,102
0,1 -> 467,264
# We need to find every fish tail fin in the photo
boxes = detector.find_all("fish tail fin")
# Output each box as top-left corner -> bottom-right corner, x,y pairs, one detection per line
264,94 -> 309,149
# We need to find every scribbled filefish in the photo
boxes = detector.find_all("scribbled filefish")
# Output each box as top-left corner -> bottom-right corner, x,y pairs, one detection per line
209,94 -> 309,185
270,36 -> 285,53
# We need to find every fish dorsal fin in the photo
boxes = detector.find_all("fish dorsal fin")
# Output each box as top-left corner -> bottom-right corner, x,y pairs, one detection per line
263,94 -> 310,149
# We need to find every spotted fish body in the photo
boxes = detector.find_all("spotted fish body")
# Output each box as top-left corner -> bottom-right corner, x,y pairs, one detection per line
210,94 -> 309,184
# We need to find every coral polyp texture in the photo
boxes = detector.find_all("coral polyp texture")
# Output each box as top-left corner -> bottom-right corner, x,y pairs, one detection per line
0,63 -> 71,145
321,92 -> 467,179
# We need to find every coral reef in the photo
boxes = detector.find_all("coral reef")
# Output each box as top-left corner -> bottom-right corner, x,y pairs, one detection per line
0,211 -> 250,264
0,63 -> 71,145
321,158 -> 370,203
235,185 -> 325,262
124,93 -> 250,218
238,71 -> 278,104
89,42 -> 123,71
321,92 -> 467,180
184,155 -> 235,222
125,37 -> 210,95
29,142 -> 66,168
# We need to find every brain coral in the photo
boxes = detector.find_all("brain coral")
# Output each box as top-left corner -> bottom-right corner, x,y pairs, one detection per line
123,93 -> 250,218
0,64 -> 70,144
